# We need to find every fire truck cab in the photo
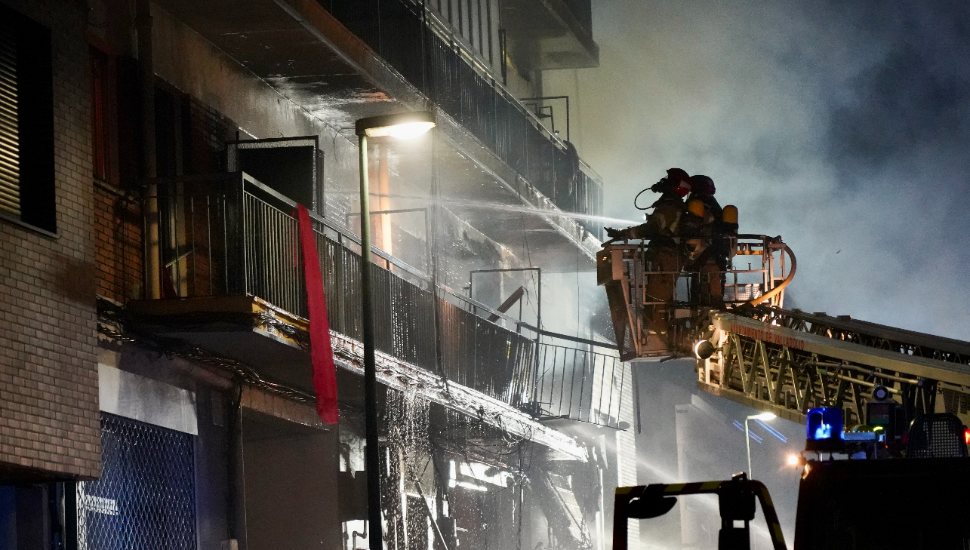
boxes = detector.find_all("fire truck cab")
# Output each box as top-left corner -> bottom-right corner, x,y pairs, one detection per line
793,398 -> 970,549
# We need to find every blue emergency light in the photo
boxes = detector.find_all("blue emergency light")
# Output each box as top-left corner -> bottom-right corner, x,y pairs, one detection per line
805,407 -> 844,452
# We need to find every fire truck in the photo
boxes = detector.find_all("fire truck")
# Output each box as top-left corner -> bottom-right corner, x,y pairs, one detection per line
599,222 -> 970,549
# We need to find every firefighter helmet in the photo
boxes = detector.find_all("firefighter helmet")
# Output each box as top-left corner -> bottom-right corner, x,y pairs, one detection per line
690,175 -> 715,196
666,168 -> 692,197
667,168 -> 690,184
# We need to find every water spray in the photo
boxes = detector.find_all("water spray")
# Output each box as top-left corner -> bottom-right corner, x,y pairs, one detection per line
331,190 -> 643,227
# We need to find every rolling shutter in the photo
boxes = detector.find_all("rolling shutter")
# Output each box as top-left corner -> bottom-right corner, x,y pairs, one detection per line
0,20 -> 19,217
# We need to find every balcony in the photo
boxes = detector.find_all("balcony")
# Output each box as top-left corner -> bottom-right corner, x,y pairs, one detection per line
320,0 -> 603,233
126,173 -> 624,437
152,0 -> 604,247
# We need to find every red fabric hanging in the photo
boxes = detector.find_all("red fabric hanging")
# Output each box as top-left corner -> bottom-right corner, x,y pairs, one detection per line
297,204 -> 339,424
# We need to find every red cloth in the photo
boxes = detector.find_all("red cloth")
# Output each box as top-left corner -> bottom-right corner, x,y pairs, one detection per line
297,205 -> 339,424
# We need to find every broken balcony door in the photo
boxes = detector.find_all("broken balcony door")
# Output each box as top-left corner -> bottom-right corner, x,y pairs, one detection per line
227,136 -> 324,213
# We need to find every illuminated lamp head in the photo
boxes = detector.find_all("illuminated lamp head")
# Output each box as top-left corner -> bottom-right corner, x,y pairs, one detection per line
872,385 -> 891,402
693,340 -> 716,359
355,111 -> 436,139
722,205 -> 739,225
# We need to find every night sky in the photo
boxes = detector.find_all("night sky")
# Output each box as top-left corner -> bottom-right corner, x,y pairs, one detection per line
569,0 -> 970,339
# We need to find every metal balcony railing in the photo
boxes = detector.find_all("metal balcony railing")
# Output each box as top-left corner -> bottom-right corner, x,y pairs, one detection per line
534,343 -> 625,428
598,236 -> 795,361
148,172 -> 621,425
318,0 -> 604,238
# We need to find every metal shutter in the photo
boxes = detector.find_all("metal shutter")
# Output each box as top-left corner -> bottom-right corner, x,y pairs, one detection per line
0,21 -> 19,217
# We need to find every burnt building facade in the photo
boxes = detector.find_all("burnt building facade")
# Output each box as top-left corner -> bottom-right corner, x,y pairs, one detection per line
0,0 -> 639,548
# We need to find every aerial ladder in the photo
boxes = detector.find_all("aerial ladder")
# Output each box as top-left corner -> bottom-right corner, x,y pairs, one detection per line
599,224 -> 970,549
598,232 -> 970,427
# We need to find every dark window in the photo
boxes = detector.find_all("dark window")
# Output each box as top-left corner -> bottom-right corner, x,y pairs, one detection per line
155,85 -> 187,179
0,5 -> 56,234
114,57 -> 143,187
90,46 -> 113,183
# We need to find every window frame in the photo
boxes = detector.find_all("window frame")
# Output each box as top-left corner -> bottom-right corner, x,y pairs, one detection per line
0,4 -> 58,237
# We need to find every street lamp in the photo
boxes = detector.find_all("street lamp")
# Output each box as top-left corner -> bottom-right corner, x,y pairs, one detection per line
745,412 -> 776,479
355,111 -> 435,550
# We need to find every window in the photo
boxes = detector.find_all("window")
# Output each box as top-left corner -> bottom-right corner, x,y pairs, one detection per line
0,16 -> 20,218
0,5 -> 56,234
91,47 -> 112,183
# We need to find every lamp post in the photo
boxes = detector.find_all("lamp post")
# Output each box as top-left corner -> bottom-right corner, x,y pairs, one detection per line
355,111 -> 435,550
745,412 -> 776,479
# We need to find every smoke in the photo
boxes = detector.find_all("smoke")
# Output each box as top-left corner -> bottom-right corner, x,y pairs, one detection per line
632,360 -> 805,547
567,0 -> 970,339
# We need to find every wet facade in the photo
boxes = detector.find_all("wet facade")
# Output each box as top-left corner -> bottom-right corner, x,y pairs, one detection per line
0,0 -> 638,548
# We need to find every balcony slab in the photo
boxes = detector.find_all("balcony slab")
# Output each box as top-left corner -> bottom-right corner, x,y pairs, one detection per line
127,295 -> 587,460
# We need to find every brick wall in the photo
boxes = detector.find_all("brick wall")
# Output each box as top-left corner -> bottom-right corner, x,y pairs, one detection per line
186,96 -> 238,177
94,184 -> 143,303
0,0 -> 101,480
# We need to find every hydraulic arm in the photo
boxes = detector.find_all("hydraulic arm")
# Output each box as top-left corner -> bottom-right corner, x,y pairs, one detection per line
697,307 -> 970,426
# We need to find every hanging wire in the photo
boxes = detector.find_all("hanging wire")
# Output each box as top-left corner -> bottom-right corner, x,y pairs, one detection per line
97,297 -> 316,403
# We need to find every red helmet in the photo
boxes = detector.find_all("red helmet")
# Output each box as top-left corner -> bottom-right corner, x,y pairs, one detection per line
690,175 -> 715,195
666,168 -> 692,197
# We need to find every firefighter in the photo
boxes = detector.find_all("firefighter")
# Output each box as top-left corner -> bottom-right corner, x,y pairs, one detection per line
646,167 -> 691,237
690,175 -> 737,273
688,175 -> 720,214
681,175 -> 726,307
604,168 -> 691,241
604,168 -> 691,348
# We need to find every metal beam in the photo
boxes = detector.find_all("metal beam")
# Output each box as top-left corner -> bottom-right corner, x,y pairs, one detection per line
698,311 -> 969,425
713,313 -> 970,386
